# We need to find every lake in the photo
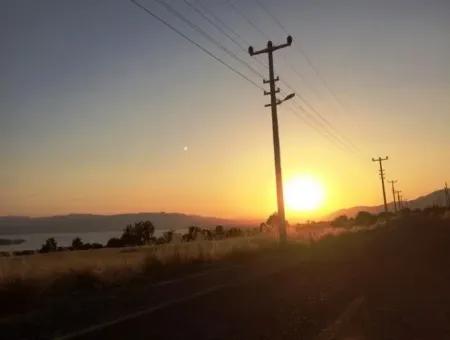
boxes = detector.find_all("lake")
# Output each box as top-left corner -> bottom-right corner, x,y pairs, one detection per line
0,228 -> 181,252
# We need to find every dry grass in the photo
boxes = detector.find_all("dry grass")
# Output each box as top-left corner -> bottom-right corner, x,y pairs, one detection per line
0,224 -> 360,296
0,234 -> 277,286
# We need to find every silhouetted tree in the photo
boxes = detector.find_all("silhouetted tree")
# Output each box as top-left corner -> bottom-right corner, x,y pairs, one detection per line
162,231 -> 174,243
121,220 -> 155,246
354,211 -> 377,226
72,237 -> 83,250
91,243 -> 103,249
40,238 -> 57,253
225,227 -> 242,238
107,237 -> 123,248
266,213 -> 280,228
201,229 -> 213,240
184,226 -> 201,241
331,215 -> 350,228
215,225 -> 224,238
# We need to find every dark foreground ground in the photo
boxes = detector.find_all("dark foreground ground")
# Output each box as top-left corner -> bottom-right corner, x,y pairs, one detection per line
3,214 -> 450,339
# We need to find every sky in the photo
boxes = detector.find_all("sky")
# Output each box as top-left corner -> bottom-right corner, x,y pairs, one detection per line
1,0 -> 449,221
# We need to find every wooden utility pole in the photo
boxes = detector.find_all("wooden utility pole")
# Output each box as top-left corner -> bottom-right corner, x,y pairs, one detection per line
445,182 -> 450,209
249,36 -> 293,244
396,190 -> 402,210
388,180 -> 398,212
372,156 -> 389,213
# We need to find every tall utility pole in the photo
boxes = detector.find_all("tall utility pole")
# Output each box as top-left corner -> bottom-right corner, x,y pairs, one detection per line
388,180 -> 398,212
372,156 -> 389,213
249,36 -> 293,244
396,190 -> 402,210
445,182 -> 450,209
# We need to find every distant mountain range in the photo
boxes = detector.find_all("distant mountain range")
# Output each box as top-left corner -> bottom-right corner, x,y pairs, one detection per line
328,188 -> 448,220
0,213 -> 252,235
2,188 -> 446,234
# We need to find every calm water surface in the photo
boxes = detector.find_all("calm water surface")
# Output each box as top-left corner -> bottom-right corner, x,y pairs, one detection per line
0,228 -> 178,251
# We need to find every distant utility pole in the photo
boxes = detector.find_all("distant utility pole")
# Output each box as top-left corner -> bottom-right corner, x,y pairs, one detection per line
396,190 -> 402,210
388,180 -> 398,213
445,182 -> 450,209
249,36 -> 294,244
372,156 -> 389,213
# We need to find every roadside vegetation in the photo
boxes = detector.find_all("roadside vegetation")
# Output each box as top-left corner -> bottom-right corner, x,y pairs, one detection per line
1,207 -> 449,339
1,207 -> 448,320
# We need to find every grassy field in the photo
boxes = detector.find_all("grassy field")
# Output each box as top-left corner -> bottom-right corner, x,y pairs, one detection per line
2,214 -> 450,338
0,222 -> 353,285
0,222 -> 369,339
0,234 -> 278,284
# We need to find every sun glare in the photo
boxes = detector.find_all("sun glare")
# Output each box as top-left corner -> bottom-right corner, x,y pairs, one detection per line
284,176 -> 325,212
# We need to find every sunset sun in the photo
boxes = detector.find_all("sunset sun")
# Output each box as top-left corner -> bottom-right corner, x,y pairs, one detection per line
285,176 -> 325,212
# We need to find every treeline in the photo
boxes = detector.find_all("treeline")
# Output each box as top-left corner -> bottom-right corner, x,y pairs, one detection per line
0,222 -> 257,256
331,205 -> 450,228
105,222 -> 248,248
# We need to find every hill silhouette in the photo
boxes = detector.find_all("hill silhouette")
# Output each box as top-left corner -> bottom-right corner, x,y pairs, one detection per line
328,188 -> 447,219
0,212 -> 250,235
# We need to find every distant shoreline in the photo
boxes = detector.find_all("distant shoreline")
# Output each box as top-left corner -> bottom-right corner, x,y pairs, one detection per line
0,238 -> 25,246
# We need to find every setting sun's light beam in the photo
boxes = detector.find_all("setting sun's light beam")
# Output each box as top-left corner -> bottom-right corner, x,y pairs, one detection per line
284,176 -> 325,212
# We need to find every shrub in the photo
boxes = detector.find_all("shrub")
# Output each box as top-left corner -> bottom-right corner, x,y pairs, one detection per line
71,237 -> 83,250
90,243 -> 103,249
40,238 -> 58,253
121,221 -> 155,246
106,237 -> 124,248
331,215 -> 350,228
215,225 -> 224,238
184,226 -> 201,242
354,211 -> 377,226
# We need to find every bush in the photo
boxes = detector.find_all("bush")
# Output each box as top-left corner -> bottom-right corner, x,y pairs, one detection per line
40,238 -> 57,253
90,243 -> 103,249
120,220 -> 155,246
183,226 -> 201,242
106,237 -> 124,248
331,215 -> 350,228
354,211 -> 377,226
72,237 -> 83,250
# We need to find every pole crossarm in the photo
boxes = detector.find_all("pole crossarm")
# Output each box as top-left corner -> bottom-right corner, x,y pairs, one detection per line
263,77 -> 279,84
248,36 -> 293,56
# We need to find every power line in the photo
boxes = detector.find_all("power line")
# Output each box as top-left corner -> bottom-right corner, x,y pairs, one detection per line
254,0 -> 349,113
191,0 -> 351,152
227,0 -> 357,153
195,0 -> 253,48
152,0 -> 266,80
183,0 -> 268,73
129,0 -> 264,90
280,79 -> 358,152
131,0 -> 353,153
228,0 -> 270,40
281,54 -> 322,100
284,105 -> 349,152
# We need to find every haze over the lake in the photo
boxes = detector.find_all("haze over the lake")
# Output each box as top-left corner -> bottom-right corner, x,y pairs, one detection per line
2,0 -> 449,220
